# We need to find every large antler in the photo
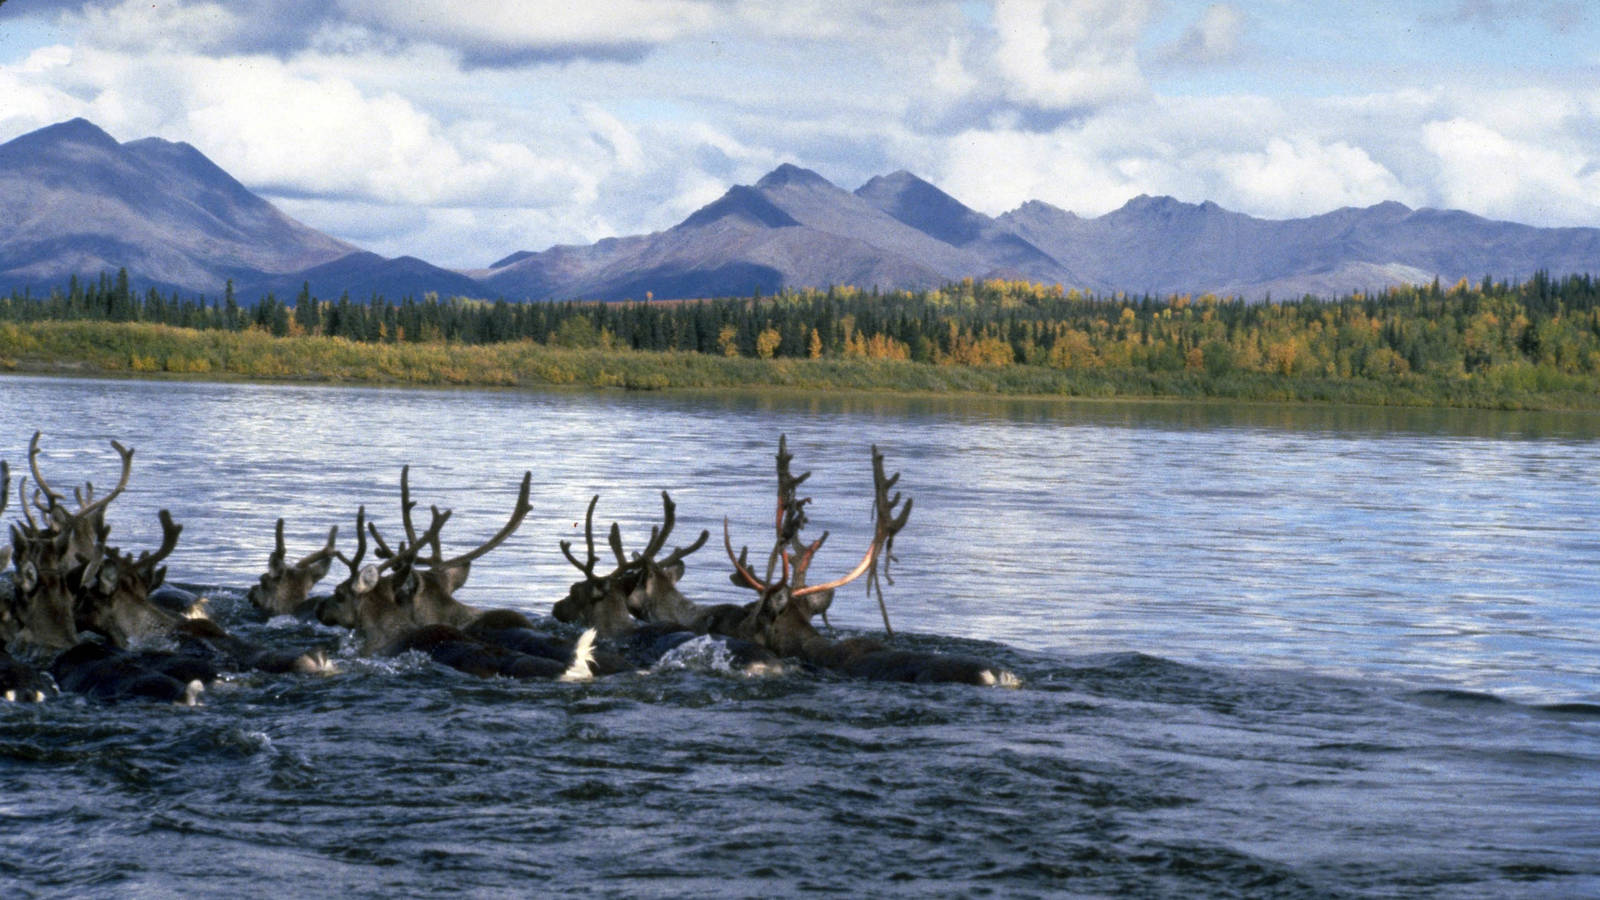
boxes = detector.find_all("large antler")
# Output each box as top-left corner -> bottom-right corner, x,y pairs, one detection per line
28,432 -> 134,519
561,494 -> 603,583
632,491 -> 708,572
792,445 -> 911,635
27,432 -> 64,507
427,471 -> 531,569
725,439 -> 912,635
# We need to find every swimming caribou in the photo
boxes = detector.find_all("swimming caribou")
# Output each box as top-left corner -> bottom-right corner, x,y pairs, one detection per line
3,433 -> 1015,702
723,436 -> 1018,686
317,467 -> 596,680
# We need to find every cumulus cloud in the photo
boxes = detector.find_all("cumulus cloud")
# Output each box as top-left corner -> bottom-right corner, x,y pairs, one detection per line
914,0 -> 1153,132
1214,138 -> 1411,217
1422,117 -> 1600,223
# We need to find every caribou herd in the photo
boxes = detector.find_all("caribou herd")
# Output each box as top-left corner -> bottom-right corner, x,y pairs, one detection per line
1,433 -> 1017,705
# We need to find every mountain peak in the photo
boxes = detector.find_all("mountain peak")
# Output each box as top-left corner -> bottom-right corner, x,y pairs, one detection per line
678,184 -> 801,230
1118,194 -> 1193,214
1007,199 -> 1076,219
859,169 -> 929,190
755,163 -> 834,191
6,117 -> 121,154
45,117 -> 118,143
1368,200 -> 1413,216
855,169 -> 986,246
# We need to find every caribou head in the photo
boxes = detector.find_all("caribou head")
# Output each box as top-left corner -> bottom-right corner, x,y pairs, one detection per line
553,491 -> 710,636
724,436 -> 910,660
321,467 -> 533,654
246,518 -> 339,617
73,509 -> 186,648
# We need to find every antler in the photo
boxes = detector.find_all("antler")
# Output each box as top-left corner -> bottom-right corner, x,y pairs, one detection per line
335,506 -> 369,575
561,494 -> 602,582
724,518 -> 770,592
299,524 -> 339,569
131,509 -> 182,576
430,471 -> 531,569
400,464 -> 419,547
792,444 -> 911,636
27,432 -> 64,507
653,491 -> 709,571
28,432 -> 134,519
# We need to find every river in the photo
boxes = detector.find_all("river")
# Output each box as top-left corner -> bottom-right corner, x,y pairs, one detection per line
2,375 -> 1597,897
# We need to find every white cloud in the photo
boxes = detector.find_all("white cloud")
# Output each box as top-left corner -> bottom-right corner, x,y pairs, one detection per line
62,0 -> 244,54
989,0 -> 1151,111
1215,137 -> 1412,217
333,0 -> 718,63
1422,117 -> 1600,223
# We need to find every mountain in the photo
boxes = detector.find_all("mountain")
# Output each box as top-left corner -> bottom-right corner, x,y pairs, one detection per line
486,167 -> 1600,302
0,119 -> 466,300
475,163 -> 1078,301
998,195 -> 1600,298
4,118 -> 1598,304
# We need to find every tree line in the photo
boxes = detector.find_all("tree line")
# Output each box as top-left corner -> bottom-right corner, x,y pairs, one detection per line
4,269 -> 1600,386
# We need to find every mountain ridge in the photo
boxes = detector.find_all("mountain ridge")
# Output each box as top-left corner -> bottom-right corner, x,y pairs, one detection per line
3,118 -> 1598,303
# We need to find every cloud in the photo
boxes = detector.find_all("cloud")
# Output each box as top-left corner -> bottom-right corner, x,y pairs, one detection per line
52,0 -> 720,66
1161,3 -> 1245,65
1214,137 -> 1411,217
914,0 -> 1153,132
333,0 -> 718,67
1422,117 -> 1600,224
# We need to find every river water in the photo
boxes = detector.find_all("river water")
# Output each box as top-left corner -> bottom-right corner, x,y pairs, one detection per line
1,375 -> 1597,897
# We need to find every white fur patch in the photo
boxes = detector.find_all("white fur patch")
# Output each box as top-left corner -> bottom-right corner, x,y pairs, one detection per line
559,629 -> 597,682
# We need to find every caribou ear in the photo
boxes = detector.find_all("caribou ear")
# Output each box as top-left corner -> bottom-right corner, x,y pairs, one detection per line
0,545 -> 10,572
306,556 -> 334,582
356,564 -> 380,595
151,566 -> 167,590
267,552 -> 286,576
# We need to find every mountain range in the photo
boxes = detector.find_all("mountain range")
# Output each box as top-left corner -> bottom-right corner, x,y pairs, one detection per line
3,118 -> 1597,303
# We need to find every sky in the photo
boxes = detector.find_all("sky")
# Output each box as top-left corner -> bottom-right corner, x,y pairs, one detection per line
1,0 -> 1597,269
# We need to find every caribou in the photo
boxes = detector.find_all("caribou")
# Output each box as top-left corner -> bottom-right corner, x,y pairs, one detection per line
723,436 -> 1018,686
246,518 -> 339,618
319,469 -> 595,680
4,433 -> 1015,701
4,437 -> 333,700
554,491 -> 783,674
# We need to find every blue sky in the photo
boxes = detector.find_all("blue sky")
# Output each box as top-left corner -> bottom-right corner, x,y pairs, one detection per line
2,1 -> 1596,268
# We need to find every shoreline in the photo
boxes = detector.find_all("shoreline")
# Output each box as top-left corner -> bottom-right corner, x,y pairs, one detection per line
4,319 -> 1600,412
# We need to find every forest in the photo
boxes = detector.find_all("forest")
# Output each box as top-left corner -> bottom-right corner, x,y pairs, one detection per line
3,270 -> 1599,408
